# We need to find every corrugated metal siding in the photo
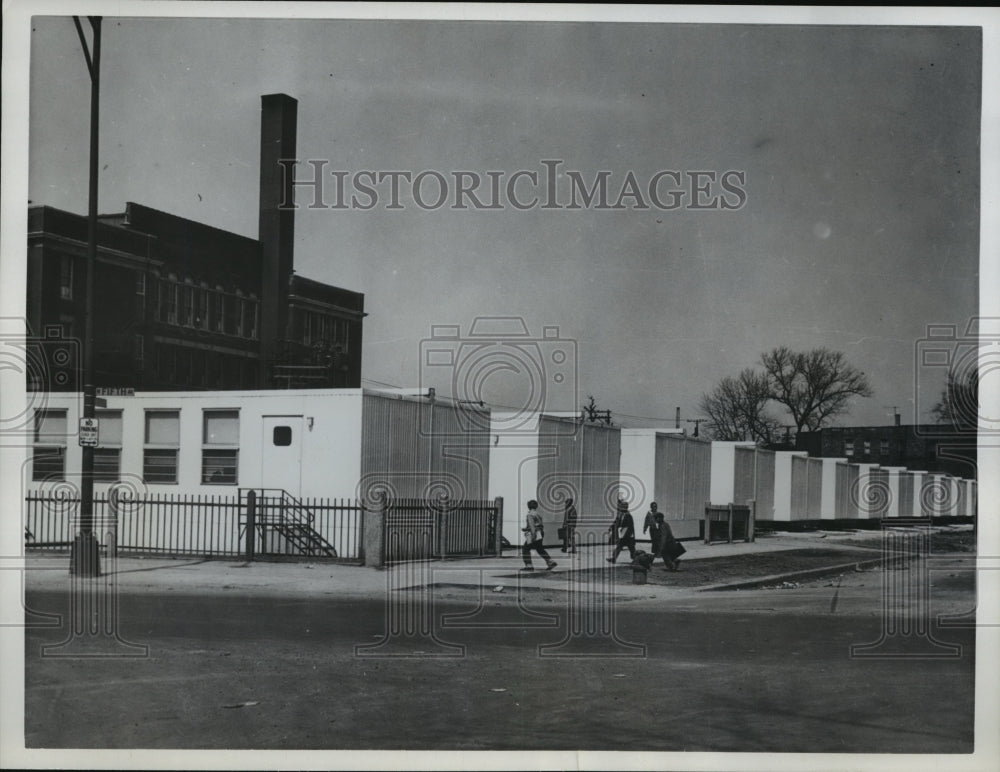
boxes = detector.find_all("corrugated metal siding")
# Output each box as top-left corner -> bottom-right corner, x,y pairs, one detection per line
360,394 -> 490,503
682,438 -> 712,527
870,467 -> 890,518
953,478 -> 966,518
841,465 -> 860,518
897,472 -> 915,517
430,402 -> 490,501
919,475 -> 959,517
805,458 -> 823,518
733,446 -> 756,505
535,415 -> 583,537
835,463 -> 852,518
534,416 -> 620,543
579,421 -> 622,543
653,434 -> 710,539
790,455 -> 810,520
655,434 -> 686,518
753,450 -> 775,520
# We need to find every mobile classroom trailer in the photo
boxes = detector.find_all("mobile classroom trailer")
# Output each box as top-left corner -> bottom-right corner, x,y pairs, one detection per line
24,388 -> 492,556
620,428 -> 712,541
489,411 -> 622,547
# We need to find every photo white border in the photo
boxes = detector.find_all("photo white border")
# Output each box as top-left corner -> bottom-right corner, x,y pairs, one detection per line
2,3 -> 998,771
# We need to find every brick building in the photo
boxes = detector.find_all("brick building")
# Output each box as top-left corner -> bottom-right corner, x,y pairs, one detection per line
795,423 -> 977,479
25,93 -> 365,393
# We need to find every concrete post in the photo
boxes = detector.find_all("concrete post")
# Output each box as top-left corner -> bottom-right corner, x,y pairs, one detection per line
363,494 -> 386,568
245,490 -> 256,562
493,496 -> 503,557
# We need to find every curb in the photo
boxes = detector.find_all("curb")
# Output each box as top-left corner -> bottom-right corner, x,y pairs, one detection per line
699,557 -> 886,592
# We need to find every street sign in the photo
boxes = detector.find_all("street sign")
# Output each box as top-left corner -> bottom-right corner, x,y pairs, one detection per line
96,387 -> 134,397
79,417 -> 99,447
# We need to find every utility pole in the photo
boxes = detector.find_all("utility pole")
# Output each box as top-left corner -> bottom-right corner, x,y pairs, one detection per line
69,16 -> 102,577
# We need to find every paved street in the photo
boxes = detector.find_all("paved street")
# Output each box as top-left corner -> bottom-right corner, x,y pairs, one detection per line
23,557 -> 976,752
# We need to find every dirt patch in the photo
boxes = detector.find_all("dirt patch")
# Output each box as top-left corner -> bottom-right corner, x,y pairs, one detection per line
834,529 -> 976,555
930,530 -> 977,553
591,548 -> 883,588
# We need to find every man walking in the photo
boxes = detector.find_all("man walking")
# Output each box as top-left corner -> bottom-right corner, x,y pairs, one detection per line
561,497 -> 578,553
607,500 -> 636,564
643,502 -> 662,555
522,499 -> 557,571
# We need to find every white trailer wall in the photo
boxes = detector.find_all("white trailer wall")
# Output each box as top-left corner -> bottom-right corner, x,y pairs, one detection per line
488,412 -> 541,547
24,390 -> 366,499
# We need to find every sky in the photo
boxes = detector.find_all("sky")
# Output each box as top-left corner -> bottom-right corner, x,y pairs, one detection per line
20,9 -> 988,431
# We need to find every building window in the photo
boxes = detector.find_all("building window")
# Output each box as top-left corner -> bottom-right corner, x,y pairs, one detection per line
143,410 -> 179,484
135,273 -> 146,315
94,409 -> 123,483
134,334 -> 144,369
195,287 -> 210,330
210,291 -> 224,333
225,295 -> 242,336
863,440 -> 871,457
182,284 -> 195,327
844,438 -> 854,457
32,409 -> 67,481
880,439 -> 890,456
245,295 -> 258,339
273,425 -> 293,446
59,255 -> 74,300
166,279 -> 179,325
202,410 -> 238,484
155,278 -> 168,323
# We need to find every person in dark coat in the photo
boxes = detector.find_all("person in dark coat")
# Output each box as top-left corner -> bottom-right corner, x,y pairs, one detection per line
607,500 -> 636,564
655,511 -> 684,571
643,502 -> 663,555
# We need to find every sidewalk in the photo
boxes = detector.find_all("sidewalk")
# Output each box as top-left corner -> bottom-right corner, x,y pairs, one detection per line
19,526 -> 922,601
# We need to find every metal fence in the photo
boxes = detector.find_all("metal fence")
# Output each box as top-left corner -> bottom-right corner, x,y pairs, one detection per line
704,503 -> 755,544
24,491 -> 364,560
385,498 -> 500,562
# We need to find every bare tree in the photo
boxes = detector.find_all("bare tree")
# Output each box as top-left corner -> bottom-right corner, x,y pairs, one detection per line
760,347 -> 873,433
931,367 -> 978,431
699,368 -> 781,443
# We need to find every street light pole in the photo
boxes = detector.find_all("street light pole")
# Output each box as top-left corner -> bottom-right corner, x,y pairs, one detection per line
70,15 -> 101,577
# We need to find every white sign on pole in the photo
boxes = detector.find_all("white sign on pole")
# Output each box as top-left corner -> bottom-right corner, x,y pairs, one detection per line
79,417 -> 99,447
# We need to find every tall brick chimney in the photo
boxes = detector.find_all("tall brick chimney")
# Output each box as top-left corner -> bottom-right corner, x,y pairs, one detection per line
258,93 -> 298,387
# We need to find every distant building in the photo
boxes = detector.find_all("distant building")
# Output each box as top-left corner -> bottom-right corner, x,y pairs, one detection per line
795,423 -> 977,479
26,93 -> 365,392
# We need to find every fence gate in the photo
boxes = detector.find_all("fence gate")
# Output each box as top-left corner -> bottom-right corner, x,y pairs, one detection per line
384,498 -> 500,562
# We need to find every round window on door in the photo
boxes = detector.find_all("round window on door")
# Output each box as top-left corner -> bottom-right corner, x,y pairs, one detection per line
273,426 -> 292,446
